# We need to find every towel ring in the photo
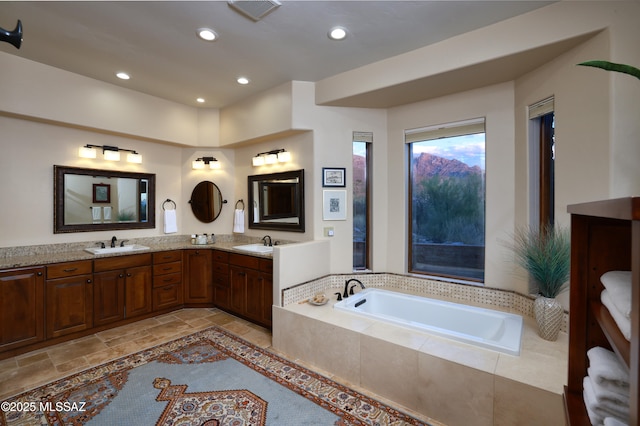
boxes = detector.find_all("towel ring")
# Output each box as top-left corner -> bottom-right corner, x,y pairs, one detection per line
235,199 -> 245,211
162,199 -> 177,210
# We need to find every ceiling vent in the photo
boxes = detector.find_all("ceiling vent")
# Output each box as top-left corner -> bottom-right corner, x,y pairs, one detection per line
228,0 -> 281,22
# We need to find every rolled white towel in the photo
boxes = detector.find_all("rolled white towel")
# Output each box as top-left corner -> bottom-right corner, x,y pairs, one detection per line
604,417 -> 628,426
588,367 -> 629,404
600,271 -> 632,318
584,376 -> 629,423
587,346 -> 630,390
601,290 -> 631,341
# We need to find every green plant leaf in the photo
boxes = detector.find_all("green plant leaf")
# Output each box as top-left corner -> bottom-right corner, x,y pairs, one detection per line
578,60 -> 640,81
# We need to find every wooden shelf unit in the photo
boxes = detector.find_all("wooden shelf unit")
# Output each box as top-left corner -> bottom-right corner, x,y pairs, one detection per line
564,197 -> 640,426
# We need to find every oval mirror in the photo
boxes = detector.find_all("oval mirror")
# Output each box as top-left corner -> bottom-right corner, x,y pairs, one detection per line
190,181 -> 224,223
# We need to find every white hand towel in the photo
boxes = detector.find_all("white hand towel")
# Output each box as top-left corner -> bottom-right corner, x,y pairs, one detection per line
164,209 -> 177,234
587,346 -> 630,390
584,376 -> 629,423
600,271 -> 632,318
92,206 -> 101,222
233,209 -> 245,233
601,290 -> 631,341
103,206 -> 112,221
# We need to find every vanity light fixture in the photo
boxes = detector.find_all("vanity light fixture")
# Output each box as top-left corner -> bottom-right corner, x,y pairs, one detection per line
78,144 -> 142,163
192,156 -> 221,170
252,149 -> 291,166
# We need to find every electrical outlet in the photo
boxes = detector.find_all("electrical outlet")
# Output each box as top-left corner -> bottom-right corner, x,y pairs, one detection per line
324,227 -> 334,237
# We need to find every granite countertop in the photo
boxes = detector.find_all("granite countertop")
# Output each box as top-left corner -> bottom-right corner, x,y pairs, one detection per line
0,236 -> 275,270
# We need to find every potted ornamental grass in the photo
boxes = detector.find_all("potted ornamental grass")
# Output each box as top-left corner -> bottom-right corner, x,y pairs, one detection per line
510,224 -> 571,341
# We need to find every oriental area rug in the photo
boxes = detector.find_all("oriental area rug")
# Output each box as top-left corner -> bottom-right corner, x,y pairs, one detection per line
1,326 -> 435,425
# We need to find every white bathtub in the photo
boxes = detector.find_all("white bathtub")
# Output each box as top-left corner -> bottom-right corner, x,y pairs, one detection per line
334,288 -> 523,355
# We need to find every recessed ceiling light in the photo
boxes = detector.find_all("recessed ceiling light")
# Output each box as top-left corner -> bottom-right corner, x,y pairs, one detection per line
196,98 -> 205,103
197,28 -> 218,41
328,27 -> 347,41
116,72 -> 130,80
237,77 -> 250,85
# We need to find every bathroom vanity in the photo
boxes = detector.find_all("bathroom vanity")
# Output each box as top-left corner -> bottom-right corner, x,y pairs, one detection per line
0,243 -> 272,360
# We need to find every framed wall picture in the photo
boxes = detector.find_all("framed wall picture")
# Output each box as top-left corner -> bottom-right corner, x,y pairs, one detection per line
322,167 -> 346,187
93,183 -> 111,203
323,190 -> 347,220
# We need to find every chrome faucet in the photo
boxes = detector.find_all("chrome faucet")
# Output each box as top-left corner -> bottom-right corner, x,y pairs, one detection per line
110,236 -> 117,248
343,278 -> 365,298
262,235 -> 272,247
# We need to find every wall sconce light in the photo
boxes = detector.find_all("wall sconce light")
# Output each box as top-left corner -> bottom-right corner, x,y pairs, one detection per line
78,144 -> 142,163
192,156 -> 221,170
252,149 -> 291,167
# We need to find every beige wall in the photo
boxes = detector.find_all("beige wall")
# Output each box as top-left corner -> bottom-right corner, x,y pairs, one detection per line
1,1 -> 639,301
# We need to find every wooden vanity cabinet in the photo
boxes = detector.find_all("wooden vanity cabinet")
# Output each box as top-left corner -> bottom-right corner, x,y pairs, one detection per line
184,249 -> 213,304
93,254 -> 152,325
45,260 -> 93,339
152,250 -> 183,311
0,266 -> 44,352
228,253 -> 273,328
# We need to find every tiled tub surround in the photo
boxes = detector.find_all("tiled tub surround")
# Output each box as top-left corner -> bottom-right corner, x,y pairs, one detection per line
273,274 -> 568,426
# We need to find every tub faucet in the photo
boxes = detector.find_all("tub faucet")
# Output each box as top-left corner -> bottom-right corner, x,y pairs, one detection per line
262,235 -> 272,246
343,278 -> 365,298
110,236 -> 118,248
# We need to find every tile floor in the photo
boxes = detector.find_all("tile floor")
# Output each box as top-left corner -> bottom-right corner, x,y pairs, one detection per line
0,308 -> 271,401
0,308 -> 433,424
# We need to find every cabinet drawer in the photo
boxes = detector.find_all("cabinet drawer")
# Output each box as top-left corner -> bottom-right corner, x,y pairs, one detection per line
213,250 -> 229,263
153,283 -> 183,310
153,250 -> 182,264
212,262 -> 229,276
153,261 -> 182,276
213,274 -> 229,288
259,259 -> 273,274
94,253 -> 151,272
229,253 -> 260,270
47,260 -> 92,279
153,272 -> 182,288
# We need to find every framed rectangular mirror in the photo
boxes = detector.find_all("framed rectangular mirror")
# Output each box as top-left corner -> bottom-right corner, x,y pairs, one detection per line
54,165 -> 156,233
248,169 -> 304,232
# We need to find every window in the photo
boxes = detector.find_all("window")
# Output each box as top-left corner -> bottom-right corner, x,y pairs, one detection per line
528,97 -> 555,228
407,118 -> 485,281
353,132 -> 372,270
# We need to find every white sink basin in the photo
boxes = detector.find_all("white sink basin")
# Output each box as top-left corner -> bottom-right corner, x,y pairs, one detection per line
84,244 -> 150,255
232,243 -> 274,254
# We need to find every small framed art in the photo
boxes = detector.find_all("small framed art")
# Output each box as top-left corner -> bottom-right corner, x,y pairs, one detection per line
93,183 -> 111,203
323,190 -> 347,220
322,167 -> 346,187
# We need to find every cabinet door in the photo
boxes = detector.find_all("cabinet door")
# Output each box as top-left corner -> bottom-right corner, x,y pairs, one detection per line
93,270 -> 125,326
213,273 -> 231,310
244,269 -> 264,323
45,275 -> 94,339
260,272 -> 273,327
0,267 -> 44,351
125,266 -> 152,318
184,250 -> 212,303
229,265 -> 247,314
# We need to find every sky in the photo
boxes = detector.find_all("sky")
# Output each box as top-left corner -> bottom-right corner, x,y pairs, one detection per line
352,134 -> 486,170
412,133 -> 485,170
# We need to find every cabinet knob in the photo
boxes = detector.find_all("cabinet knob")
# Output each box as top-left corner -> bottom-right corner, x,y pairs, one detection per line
119,274 -> 124,278
87,279 -> 92,284
37,271 -> 43,276
126,273 -> 132,277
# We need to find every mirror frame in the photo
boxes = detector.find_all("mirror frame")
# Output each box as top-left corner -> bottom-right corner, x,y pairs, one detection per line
248,169 -> 305,233
189,180 -> 225,223
54,165 -> 156,234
